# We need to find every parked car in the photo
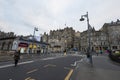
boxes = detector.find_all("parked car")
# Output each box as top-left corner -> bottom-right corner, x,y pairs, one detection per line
109,50 -> 120,63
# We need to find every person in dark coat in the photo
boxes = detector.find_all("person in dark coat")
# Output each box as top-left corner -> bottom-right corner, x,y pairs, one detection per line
14,50 -> 20,67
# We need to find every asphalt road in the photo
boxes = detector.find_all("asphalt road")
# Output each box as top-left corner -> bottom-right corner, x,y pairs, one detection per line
0,55 -> 82,80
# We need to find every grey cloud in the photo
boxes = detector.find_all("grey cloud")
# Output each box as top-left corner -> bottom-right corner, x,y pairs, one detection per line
0,0 -> 120,35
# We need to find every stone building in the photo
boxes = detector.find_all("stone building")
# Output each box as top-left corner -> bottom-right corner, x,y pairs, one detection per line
73,31 -> 81,51
42,32 -> 48,43
0,31 -> 49,55
61,27 -> 75,50
43,27 -> 75,53
91,30 -> 108,53
101,19 -> 120,50
80,19 -> 120,52
48,29 -> 64,52
80,30 -> 87,52
0,31 -> 16,55
80,27 -> 108,52
0,31 -> 16,51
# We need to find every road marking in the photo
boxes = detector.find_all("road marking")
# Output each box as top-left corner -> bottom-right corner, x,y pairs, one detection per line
71,59 -> 84,67
41,57 -> 57,60
25,77 -> 35,80
64,69 -> 73,80
41,56 -> 66,61
25,77 -> 31,80
64,67 -> 71,70
0,64 -> 14,69
27,69 -> 38,74
43,64 -> 56,68
43,64 -> 50,68
49,64 -> 56,67
0,61 -> 34,69
19,61 -> 34,65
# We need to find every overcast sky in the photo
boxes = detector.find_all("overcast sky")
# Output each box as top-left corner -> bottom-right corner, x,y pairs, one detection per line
0,0 -> 120,36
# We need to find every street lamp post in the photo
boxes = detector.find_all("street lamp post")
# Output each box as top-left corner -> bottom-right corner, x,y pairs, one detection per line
80,12 -> 93,65
32,27 -> 38,53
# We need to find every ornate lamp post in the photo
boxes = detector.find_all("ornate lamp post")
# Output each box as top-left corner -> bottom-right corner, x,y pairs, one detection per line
80,12 -> 93,64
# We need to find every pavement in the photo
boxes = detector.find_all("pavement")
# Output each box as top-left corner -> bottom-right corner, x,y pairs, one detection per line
71,54 -> 120,80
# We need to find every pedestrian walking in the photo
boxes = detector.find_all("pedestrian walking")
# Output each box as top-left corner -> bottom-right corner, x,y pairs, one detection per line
14,50 -> 20,67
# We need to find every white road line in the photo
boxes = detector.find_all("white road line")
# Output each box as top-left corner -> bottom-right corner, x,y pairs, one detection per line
0,64 -> 14,69
0,61 -> 34,69
71,59 -> 84,67
18,61 -> 34,65
26,69 -> 38,74
41,56 -> 65,60
41,57 -> 57,60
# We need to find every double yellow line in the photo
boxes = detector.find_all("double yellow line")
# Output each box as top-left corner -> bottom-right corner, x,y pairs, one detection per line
25,65 -> 73,80
25,77 -> 35,80
64,69 -> 73,80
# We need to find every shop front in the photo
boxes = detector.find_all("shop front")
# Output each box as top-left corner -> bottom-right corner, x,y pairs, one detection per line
18,42 -> 28,53
29,43 -> 37,53
12,37 -> 49,54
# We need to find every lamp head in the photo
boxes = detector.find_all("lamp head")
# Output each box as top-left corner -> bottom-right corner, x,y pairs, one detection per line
80,17 -> 85,21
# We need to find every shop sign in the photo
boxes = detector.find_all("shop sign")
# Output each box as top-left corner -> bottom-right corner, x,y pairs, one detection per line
19,43 -> 28,47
